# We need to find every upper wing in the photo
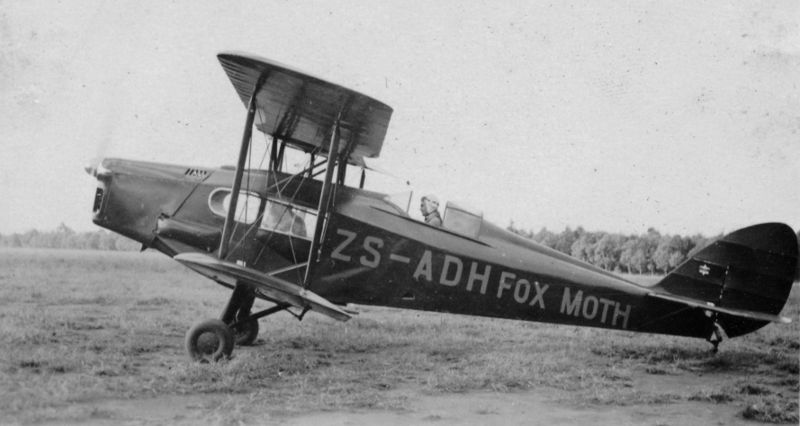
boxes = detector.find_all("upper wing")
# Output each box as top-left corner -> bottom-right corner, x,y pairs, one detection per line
174,252 -> 351,322
218,52 -> 393,165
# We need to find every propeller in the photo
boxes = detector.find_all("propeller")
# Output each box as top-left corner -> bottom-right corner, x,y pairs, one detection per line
85,102 -> 117,177
84,157 -> 103,177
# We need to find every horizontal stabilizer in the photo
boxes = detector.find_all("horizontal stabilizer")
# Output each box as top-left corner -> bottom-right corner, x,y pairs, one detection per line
174,253 -> 351,322
646,292 -> 791,324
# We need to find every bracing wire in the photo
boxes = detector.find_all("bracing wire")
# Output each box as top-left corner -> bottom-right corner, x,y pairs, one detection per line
226,109 -> 314,267
225,104 -> 331,285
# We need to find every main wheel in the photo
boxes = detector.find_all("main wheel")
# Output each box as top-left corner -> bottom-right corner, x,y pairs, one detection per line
185,319 -> 234,362
232,319 -> 259,346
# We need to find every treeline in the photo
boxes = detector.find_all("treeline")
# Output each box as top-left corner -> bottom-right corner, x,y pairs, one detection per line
507,222 -> 723,275
508,222 -> 800,275
0,223 -> 140,251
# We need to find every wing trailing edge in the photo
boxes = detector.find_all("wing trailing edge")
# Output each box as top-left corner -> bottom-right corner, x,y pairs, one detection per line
174,252 -> 351,322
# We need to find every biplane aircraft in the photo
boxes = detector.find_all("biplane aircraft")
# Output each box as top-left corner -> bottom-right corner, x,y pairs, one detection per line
86,52 -> 799,362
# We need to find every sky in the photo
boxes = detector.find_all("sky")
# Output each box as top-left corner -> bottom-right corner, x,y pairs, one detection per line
1,0 -> 798,236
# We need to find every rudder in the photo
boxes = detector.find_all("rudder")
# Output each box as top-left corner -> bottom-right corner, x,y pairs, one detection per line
652,223 -> 798,338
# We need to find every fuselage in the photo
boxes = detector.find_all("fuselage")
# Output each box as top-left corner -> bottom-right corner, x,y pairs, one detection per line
90,158 -> 712,339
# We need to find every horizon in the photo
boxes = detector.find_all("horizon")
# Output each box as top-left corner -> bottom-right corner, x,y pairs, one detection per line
2,217 -> 794,240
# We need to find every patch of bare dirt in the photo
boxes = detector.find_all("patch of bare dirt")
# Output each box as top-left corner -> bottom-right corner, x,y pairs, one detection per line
32,385 -> 759,426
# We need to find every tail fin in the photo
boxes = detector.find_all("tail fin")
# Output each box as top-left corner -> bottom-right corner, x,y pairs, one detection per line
651,223 -> 798,338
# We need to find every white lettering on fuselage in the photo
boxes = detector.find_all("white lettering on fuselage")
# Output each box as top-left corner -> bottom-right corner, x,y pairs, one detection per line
360,236 -> 383,268
559,287 -> 630,329
329,227 -> 632,330
440,255 -> 463,287
330,229 -> 357,262
466,262 -> 491,294
413,250 -> 434,281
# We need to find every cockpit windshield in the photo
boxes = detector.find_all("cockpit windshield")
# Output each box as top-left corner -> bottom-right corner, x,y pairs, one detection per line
350,163 -> 413,215
383,192 -> 413,213
442,202 -> 483,238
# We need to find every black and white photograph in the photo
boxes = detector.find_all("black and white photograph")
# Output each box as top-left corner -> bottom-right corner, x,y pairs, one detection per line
1,1 -> 798,424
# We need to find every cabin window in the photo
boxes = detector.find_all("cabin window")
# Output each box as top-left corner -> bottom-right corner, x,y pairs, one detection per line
208,189 -> 263,225
261,199 -> 316,240
442,202 -> 482,238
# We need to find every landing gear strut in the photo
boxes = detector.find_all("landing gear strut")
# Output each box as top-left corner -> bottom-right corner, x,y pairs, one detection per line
224,284 -> 259,346
232,317 -> 259,346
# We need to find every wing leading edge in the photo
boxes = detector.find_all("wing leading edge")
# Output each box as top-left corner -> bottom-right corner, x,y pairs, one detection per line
174,252 -> 351,322
218,52 -> 393,166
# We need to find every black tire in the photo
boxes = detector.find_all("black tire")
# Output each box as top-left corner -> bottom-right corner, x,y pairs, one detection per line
185,319 -> 234,362
232,319 -> 259,346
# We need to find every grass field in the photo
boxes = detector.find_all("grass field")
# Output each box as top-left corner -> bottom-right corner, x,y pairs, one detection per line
0,248 -> 797,424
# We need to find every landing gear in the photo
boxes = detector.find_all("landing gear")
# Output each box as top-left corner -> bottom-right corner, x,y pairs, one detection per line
232,318 -> 259,346
226,284 -> 260,346
706,321 -> 725,354
185,282 -> 255,361
185,319 -> 234,362
185,282 -> 290,361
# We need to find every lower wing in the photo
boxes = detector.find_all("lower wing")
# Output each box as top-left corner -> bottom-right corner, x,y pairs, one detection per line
174,252 -> 351,322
